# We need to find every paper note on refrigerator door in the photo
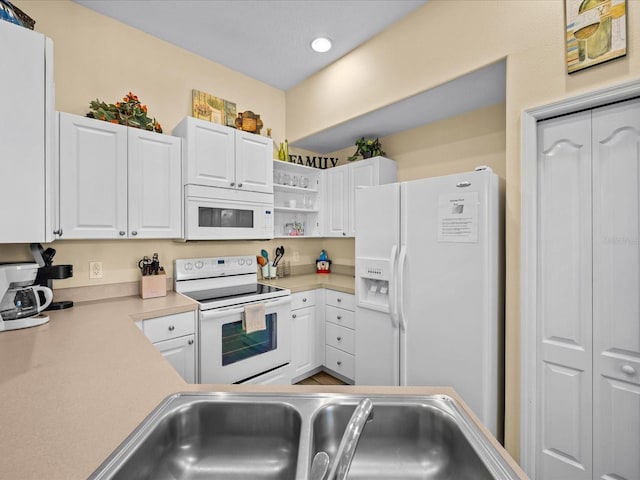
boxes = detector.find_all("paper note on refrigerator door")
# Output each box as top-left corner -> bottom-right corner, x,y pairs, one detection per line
437,192 -> 478,243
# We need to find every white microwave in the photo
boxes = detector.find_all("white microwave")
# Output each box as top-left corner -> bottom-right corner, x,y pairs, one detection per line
185,184 -> 274,240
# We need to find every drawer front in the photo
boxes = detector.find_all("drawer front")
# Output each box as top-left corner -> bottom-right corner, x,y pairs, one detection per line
325,305 -> 355,329
291,290 -> 316,310
143,311 -> 195,343
325,345 -> 355,380
325,290 -> 355,310
325,322 -> 355,354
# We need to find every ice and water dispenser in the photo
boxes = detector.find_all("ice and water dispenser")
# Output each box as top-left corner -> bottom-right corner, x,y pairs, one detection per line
356,257 -> 392,312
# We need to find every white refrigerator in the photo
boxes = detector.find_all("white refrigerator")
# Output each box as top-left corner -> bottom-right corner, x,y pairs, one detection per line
354,168 -> 502,437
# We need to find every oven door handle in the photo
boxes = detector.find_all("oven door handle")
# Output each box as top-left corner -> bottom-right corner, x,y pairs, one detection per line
201,296 -> 291,319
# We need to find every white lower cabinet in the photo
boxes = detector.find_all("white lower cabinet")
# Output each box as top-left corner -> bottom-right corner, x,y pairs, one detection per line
153,335 -> 195,384
324,290 -> 355,383
291,290 -> 323,381
138,311 -> 196,383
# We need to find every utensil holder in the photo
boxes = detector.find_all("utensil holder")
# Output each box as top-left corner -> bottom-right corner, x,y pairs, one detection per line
140,272 -> 167,299
261,264 -> 276,280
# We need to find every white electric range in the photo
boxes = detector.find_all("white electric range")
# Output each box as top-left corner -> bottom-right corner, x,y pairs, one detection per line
174,255 -> 291,384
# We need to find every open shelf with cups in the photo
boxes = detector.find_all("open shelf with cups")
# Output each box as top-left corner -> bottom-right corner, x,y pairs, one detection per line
273,160 -> 323,237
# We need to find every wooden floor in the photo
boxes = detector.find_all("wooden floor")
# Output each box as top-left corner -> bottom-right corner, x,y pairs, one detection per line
295,371 -> 347,385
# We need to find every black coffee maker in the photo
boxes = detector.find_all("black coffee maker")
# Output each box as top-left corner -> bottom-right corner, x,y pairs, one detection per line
30,243 -> 74,310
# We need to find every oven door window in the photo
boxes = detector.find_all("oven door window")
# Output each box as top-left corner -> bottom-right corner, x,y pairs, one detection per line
199,206 -> 254,228
221,313 -> 277,365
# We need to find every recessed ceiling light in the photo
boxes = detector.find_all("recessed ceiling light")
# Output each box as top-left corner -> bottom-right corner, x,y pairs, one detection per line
311,37 -> 332,53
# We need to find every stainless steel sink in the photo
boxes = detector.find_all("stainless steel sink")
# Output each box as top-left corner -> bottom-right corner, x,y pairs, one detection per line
90,393 -> 521,480
312,402 -> 494,479
93,399 -> 301,480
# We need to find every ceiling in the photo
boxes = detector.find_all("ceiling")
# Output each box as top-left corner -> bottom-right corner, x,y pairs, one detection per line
72,0 -> 427,91
72,0 -> 505,153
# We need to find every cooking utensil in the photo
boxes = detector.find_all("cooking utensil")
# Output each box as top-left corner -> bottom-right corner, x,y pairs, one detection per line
310,451 -> 330,480
273,245 -> 285,267
257,255 -> 267,266
261,249 -> 269,262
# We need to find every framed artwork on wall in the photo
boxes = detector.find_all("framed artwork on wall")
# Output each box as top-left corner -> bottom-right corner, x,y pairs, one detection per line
191,89 -> 237,127
565,0 -> 627,73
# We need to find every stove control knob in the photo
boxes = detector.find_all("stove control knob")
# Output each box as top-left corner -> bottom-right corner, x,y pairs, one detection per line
194,260 -> 204,269
238,258 -> 245,266
246,257 -> 253,266
184,262 -> 193,271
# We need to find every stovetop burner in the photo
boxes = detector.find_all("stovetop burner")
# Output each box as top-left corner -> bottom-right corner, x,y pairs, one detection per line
183,283 -> 287,306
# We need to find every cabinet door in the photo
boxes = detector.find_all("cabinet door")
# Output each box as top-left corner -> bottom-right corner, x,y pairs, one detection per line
592,98 -> 640,480
325,166 -> 349,236
292,306 -> 316,377
128,129 -> 182,238
235,130 -> 273,194
0,22 -> 52,243
59,113 -> 128,239
153,334 -> 196,383
183,118 -> 235,188
348,159 -> 377,237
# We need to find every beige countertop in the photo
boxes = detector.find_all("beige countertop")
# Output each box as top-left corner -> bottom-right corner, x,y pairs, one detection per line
261,272 -> 355,294
0,281 -> 526,479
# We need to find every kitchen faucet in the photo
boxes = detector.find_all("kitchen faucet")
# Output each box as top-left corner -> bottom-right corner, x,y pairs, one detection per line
325,398 -> 374,480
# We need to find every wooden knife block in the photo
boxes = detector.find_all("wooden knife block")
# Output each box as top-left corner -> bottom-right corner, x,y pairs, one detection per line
140,272 -> 167,299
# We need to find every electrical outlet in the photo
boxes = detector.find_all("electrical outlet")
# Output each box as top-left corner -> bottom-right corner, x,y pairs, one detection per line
292,251 -> 300,262
89,261 -> 103,279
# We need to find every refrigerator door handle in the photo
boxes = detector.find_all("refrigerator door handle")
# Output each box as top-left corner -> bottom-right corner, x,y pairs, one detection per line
389,244 -> 399,328
397,244 -> 407,332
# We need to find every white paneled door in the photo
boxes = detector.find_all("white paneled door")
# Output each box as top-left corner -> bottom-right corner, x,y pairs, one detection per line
591,99 -> 640,480
536,98 -> 640,480
537,111 -> 593,479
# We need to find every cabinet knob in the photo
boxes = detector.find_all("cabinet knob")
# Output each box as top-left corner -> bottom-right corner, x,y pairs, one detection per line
168,325 -> 175,331
131,230 -> 138,236
621,365 -> 637,375
337,361 -> 342,366
119,231 -> 126,236
337,298 -> 342,303
230,182 -> 236,187
337,315 -> 342,320
188,339 -> 194,345
337,336 -> 342,341
292,313 -> 297,319
342,232 -> 346,236
238,183 -> 243,188
302,298 -> 307,303
53,228 -> 63,237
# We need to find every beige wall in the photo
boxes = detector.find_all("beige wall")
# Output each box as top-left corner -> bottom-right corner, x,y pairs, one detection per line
287,0 -> 640,460
329,103 -> 506,182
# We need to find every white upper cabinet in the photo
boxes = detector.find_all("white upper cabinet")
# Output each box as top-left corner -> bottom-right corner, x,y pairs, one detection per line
325,166 -> 349,237
324,156 -> 397,237
0,21 -> 55,243
348,157 -> 397,237
235,130 -> 273,193
128,128 -> 182,238
59,113 -> 182,239
273,161 -> 324,237
173,117 -> 272,194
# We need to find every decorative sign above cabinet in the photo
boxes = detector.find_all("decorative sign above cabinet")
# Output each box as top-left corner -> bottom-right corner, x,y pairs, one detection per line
287,155 -> 339,169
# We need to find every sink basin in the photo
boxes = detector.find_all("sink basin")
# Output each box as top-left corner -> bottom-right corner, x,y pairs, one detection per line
95,398 -> 301,480
90,393 -> 521,480
311,402 -> 493,479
